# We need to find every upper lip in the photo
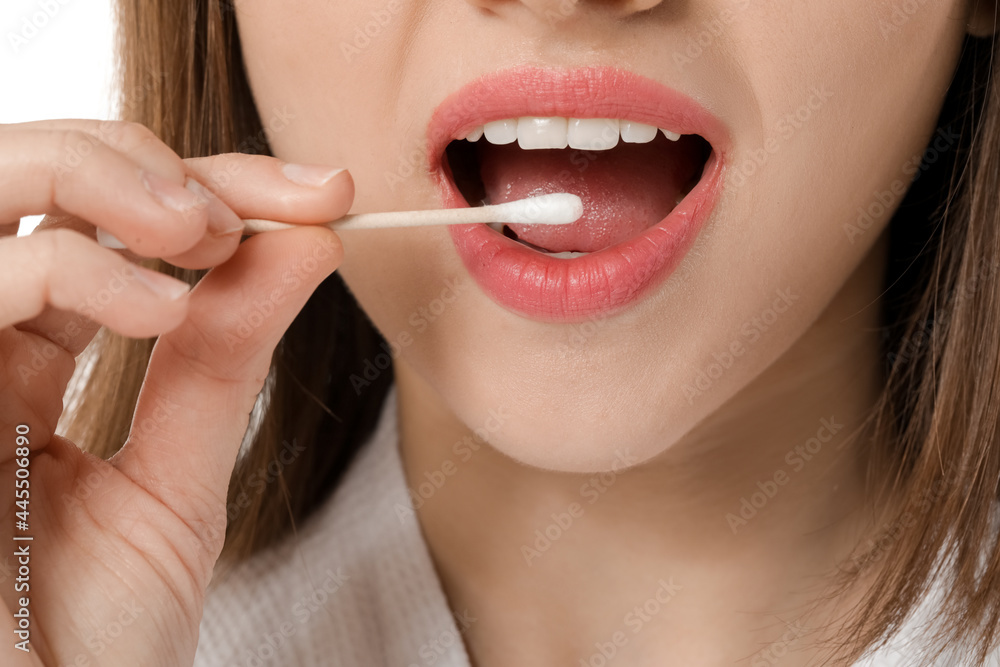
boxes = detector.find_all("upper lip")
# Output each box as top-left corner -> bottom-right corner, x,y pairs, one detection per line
426,65 -> 731,190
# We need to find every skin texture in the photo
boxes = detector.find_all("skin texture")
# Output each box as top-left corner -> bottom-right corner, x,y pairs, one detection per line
231,1 -> 995,665
0,2 -> 995,667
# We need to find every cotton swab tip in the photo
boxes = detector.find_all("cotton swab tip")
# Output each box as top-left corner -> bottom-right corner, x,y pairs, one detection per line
497,193 -> 584,225
233,192 -> 587,237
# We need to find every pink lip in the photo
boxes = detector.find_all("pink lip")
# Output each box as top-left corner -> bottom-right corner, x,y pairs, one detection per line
428,66 -> 729,323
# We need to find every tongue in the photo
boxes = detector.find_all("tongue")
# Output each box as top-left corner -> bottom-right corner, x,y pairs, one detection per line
478,137 -> 699,253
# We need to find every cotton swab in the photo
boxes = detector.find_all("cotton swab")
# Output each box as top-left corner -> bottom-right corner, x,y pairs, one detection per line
96,193 -> 583,248
240,193 -> 583,233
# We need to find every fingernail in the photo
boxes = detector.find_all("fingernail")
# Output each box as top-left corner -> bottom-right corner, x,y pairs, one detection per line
141,170 -> 205,215
129,265 -> 191,301
185,178 -> 245,237
281,163 -> 346,188
97,228 -> 128,249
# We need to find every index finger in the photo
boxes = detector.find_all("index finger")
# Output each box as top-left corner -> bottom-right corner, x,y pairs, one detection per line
184,154 -> 354,223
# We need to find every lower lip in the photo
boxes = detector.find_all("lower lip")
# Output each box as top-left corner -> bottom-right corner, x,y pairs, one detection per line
445,152 -> 725,322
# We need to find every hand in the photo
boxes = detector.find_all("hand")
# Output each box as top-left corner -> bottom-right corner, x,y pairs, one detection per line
0,119 -> 353,666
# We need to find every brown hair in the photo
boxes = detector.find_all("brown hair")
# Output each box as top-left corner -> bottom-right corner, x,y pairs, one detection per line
837,31 -> 1000,663
62,1 -> 1000,662
63,0 -> 392,561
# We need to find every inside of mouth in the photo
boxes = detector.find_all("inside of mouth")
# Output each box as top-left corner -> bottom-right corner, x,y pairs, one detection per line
445,131 -> 711,255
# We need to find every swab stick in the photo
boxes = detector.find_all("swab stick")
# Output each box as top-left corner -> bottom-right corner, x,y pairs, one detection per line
96,193 -> 583,248
241,193 -> 583,233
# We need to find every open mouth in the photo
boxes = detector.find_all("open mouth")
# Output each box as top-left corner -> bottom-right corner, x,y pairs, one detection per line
430,67 -> 729,321
443,117 -> 712,259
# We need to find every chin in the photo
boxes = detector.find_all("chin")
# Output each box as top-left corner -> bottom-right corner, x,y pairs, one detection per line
452,376 -> 690,473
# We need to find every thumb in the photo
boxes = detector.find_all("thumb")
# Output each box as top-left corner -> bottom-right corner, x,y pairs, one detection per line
111,226 -> 342,558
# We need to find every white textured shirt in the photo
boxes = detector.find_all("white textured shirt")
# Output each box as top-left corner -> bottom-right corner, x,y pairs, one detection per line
194,385 -> 997,667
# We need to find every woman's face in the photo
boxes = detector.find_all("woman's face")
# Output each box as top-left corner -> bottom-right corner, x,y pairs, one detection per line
235,0 -> 971,472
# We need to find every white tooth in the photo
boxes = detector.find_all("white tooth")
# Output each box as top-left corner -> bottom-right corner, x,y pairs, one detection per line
661,129 -> 682,142
487,222 -> 503,233
517,117 -> 569,150
484,119 -> 518,145
465,126 -> 484,142
567,118 -> 619,151
549,250 -> 589,259
620,121 -> 658,144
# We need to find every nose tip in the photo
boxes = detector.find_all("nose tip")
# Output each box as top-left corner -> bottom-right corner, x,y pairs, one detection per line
465,0 -> 665,22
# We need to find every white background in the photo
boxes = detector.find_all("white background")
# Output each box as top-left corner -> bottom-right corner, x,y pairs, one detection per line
1,0 -> 117,234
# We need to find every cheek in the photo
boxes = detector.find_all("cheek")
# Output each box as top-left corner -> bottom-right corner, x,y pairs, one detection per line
644,1 -> 969,438
235,0 -> 440,214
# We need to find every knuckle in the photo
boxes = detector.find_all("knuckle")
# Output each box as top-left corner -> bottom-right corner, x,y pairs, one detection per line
58,129 -> 99,157
94,118 -> 128,138
47,226 -> 82,247
116,121 -> 161,151
16,232 -> 60,300
191,153 -> 245,191
25,228 -> 60,269
48,129 -> 109,187
30,228 -> 80,270
95,120 -> 154,149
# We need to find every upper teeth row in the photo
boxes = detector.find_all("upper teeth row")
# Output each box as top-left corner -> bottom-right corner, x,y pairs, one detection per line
463,117 -> 683,151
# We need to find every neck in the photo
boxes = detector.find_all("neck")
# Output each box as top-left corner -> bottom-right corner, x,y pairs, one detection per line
395,238 -> 889,666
